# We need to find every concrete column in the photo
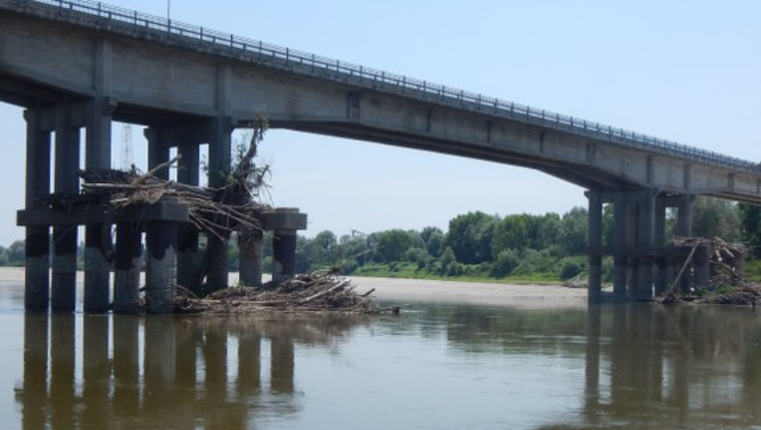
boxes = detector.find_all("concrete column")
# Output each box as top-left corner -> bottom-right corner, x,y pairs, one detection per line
51,104 -> 80,312
262,208 -> 308,284
145,127 -> 170,180
176,142 -> 201,293
653,196 -> 668,296
206,117 -> 234,291
676,194 -> 693,237
113,222 -> 142,313
206,235 -> 230,291
145,127 -> 175,311
676,194 -> 694,294
23,108 -> 51,311
694,245 -> 711,290
239,229 -> 264,287
612,193 -> 628,299
84,224 -> 111,312
587,191 -> 603,303
626,194 -> 639,298
272,231 -> 297,283
636,189 -> 656,300
145,221 -> 178,313
84,98 -> 113,313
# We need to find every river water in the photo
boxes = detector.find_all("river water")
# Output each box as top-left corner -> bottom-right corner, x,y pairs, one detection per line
2,278 -> 761,430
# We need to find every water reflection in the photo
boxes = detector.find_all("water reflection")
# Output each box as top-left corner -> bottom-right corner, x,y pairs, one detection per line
582,304 -> 761,429
15,313 -> 368,430
12,302 -> 761,430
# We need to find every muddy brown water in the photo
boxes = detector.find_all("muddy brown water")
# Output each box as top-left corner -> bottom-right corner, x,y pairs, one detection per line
2,270 -> 761,429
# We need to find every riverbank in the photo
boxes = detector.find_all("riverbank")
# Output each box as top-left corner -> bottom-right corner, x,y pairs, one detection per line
349,276 -> 587,308
0,267 -> 588,310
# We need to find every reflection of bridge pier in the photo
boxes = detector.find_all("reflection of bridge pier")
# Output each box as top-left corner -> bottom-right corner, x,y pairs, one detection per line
581,305 -> 761,428
15,313 -> 344,429
112,315 -> 140,422
20,313 -> 47,430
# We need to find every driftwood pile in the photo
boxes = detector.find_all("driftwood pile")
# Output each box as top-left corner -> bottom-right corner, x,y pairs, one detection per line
171,272 -> 398,315
79,155 -> 265,241
665,237 -> 759,306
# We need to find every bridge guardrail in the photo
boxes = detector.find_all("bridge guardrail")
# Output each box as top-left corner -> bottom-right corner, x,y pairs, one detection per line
3,0 -> 758,173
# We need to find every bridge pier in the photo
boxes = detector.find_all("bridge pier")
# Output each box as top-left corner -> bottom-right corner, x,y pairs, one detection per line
145,221 -> 178,313
176,140 -> 201,294
23,108 -> 51,311
84,98 -> 114,313
635,189 -> 657,300
205,117 -> 234,291
239,228 -> 264,287
587,191 -> 603,303
113,222 -> 142,313
262,209 -> 308,285
592,189 -> 695,302
18,101 -> 304,312
51,103 -> 80,312
611,193 -> 628,299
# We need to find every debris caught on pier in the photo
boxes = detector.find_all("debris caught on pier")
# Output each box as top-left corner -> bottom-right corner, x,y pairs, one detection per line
170,272 -> 399,315
76,117 -> 272,243
662,236 -> 758,306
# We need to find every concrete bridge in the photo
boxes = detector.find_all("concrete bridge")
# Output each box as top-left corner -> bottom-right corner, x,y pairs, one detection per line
1,0 -> 759,310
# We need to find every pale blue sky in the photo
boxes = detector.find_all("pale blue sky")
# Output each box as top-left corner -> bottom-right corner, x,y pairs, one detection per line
0,1 -> 759,245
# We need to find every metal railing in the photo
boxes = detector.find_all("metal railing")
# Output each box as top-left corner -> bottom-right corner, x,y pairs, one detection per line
3,0 -> 758,173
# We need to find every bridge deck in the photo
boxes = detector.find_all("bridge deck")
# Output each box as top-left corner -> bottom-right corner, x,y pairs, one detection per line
0,0 -> 757,174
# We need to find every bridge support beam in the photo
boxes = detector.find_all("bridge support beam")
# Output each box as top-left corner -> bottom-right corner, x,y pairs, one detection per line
262,208 -> 308,284
145,221 -> 178,313
113,222 -> 142,313
676,194 -> 694,294
205,117 -> 234,291
654,197 -> 668,296
635,189 -> 657,300
84,98 -> 114,313
23,108 -> 52,311
587,191 -> 603,303
51,104 -> 80,312
176,140 -> 201,294
611,193 -> 628,299
239,228 -> 264,287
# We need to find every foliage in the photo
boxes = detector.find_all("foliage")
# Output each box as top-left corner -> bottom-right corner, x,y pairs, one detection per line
419,226 -> 444,258
739,203 -> 761,258
491,249 -> 520,278
558,207 -> 588,256
446,211 -> 498,264
691,197 -> 741,242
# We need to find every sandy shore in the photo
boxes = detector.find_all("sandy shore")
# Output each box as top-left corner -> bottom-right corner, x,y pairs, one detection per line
350,276 -> 588,308
0,267 -> 588,309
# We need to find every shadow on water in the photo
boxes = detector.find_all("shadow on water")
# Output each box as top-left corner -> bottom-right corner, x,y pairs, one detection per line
11,301 -> 761,430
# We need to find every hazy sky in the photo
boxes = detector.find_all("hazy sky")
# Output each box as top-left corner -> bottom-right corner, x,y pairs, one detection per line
0,0 -> 759,246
